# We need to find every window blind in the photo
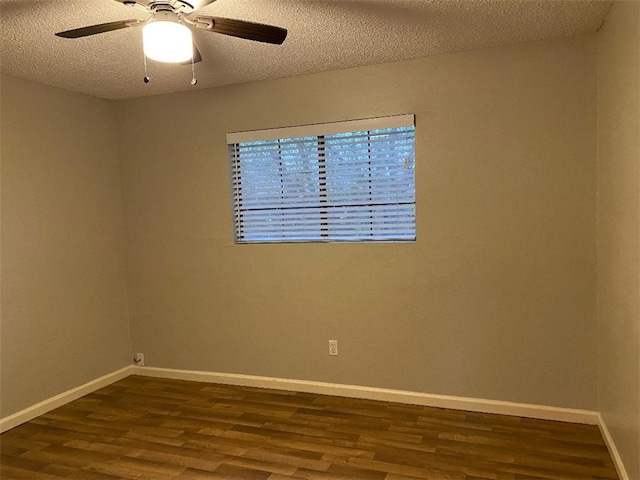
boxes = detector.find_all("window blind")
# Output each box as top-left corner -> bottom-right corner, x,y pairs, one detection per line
228,114 -> 416,243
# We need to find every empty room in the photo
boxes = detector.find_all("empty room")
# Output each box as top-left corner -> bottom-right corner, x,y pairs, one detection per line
1,0 -> 638,479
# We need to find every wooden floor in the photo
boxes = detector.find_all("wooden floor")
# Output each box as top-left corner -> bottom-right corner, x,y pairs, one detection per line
0,376 -> 618,480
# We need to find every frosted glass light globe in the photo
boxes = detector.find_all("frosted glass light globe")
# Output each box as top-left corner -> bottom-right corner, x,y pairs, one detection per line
143,21 -> 193,63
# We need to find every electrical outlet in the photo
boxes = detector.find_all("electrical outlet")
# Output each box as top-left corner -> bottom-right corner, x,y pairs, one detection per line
134,352 -> 145,366
329,340 -> 338,356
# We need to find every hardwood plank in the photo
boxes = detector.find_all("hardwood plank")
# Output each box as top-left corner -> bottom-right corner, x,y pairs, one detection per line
214,462 -> 273,479
0,452 -> 50,473
176,467 -> 240,479
0,375 -> 619,480
0,463 -> 68,479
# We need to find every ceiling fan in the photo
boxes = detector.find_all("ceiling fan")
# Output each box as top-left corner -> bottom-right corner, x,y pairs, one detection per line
55,0 -> 287,69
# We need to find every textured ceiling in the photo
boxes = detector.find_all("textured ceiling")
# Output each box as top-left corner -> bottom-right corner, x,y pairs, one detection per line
1,0 -> 613,100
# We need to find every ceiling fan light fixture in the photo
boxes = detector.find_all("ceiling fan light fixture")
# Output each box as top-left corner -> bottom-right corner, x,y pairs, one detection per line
142,21 -> 192,63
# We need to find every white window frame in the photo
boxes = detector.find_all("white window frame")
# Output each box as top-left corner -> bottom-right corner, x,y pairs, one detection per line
227,114 -> 416,244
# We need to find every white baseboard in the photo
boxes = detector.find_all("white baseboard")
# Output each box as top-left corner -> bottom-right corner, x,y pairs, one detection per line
0,364 -> 601,435
598,413 -> 630,480
132,366 -> 599,425
0,366 -> 135,433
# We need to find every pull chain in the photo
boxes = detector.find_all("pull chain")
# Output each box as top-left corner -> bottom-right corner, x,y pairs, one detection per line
143,42 -> 150,83
190,52 -> 197,86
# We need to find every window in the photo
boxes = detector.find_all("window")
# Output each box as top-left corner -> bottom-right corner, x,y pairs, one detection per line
227,114 -> 415,243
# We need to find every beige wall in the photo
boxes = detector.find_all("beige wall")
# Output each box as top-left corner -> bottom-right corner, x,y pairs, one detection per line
597,1 -> 640,478
0,76 -> 132,417
117,34 -> 598,409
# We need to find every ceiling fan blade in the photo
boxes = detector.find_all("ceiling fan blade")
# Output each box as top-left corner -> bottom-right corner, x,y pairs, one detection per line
55,19 -> 141,39
180,43 -> 203,65
195,16 -> 287,44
